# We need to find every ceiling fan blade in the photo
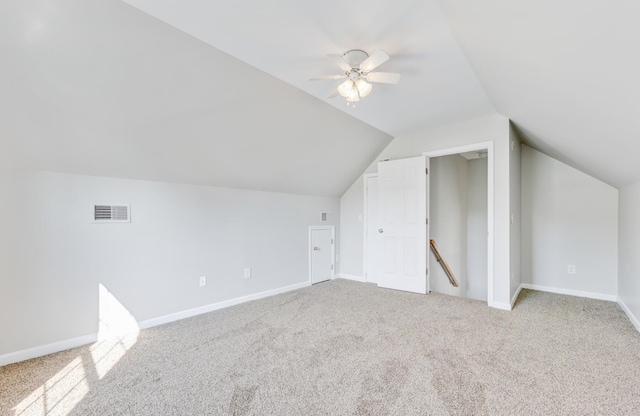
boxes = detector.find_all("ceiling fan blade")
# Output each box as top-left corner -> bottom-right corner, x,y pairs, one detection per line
327,54 -> 352,72
327,88 -> 340,99
366,72 -> 401,84
360,50 -> 390,72
309,75 -> 346,81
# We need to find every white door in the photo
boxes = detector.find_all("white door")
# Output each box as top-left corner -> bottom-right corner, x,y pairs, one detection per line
310,227 -> 334,284
377,156 -> 428,294
365,175 -> 381,283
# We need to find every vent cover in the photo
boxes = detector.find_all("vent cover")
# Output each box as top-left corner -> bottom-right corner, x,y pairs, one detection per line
94,204 -> 130,223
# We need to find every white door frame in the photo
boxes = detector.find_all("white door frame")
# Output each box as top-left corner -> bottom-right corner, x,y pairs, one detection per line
423,141 -> 494,306
308,225 -> 335,284
363,173 -> 378,283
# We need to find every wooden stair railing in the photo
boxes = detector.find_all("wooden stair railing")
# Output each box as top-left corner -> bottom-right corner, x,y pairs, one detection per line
429,239 -> 459,287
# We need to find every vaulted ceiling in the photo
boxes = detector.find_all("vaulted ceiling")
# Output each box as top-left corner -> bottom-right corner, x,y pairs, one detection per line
0,0 -> 396,197
1,0 -> 638,196
122,0 -> 496,137
437,0 -> 640,188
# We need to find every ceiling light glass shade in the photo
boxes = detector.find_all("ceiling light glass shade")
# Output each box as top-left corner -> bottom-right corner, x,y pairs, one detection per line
337,80 -> 355,98
355,79 -> 372,97
346,87 -> 360,103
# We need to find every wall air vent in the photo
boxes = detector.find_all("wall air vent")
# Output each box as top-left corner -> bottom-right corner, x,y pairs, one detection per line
93,204 -> 130,223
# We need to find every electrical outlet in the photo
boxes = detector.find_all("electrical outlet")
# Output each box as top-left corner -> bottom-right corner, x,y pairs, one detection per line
244,268 -> 251,279
199,276 -> 207,287
567,265 -> 576,275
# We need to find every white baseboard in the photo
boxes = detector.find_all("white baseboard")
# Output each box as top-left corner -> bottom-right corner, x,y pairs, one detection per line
488,287 -> 521,311
337,274 -> 366,282
0,281 -> 310,367
138,281 -> 310,330
511,284 -> 523,308
618,298 -> 640,333
490,301 -> 512,311
520,284 -> 617,302
0,333 -> 98,367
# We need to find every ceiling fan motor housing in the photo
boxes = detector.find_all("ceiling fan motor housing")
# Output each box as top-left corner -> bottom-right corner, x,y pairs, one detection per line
341,49 -> 369,70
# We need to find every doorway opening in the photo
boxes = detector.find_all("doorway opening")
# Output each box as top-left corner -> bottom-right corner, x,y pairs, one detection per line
363,142 -> 494,305
428,151 -> 488,301
425,142 -> 494,304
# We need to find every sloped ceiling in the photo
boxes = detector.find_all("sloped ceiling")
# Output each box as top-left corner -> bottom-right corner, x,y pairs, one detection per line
0,0 -> 498,198
0,0 -> 394,197
437,0 -> 640,188
122,0 -> 496,137
8,1 -> 632,195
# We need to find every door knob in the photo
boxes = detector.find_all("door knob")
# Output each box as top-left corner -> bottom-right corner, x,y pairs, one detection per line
313,246 -> 320,251
378,229 -> 384,233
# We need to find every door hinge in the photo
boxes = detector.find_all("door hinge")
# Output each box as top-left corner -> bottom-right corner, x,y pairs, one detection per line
425,168 -> 429,174
426,218 -> 429,225
331,264 -> 334,270
331,238 -> 334,244
426,267 -> 429,275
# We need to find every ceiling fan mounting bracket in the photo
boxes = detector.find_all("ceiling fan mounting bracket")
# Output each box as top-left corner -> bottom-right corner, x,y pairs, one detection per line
341,49 -> 369,70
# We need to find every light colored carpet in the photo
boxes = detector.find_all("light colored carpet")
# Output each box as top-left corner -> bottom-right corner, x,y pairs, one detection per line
2,279 -> 640,415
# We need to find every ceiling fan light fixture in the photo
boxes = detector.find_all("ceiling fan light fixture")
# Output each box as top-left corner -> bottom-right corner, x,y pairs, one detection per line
337,80 -> 355,98
346,88 -> 360,107
355,79 -> 372,98
311,49 -> 400,107
347,88 -> 360,102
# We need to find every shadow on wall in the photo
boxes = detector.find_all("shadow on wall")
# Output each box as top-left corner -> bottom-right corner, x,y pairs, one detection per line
6,284 -> 138,415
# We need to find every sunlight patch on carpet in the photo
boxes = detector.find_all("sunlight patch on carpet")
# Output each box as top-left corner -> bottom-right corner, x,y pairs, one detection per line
12,284 -> 140,415
13,356 -> 89,416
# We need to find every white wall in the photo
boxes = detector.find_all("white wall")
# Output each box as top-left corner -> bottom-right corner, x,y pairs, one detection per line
521,145 -> 618,297
338,176 -> 364,278
618,180 -> 640,329
340,114 -> 514,307
509,123 -> 522,302
467,158 -> 488,301
0,170 -> 339,357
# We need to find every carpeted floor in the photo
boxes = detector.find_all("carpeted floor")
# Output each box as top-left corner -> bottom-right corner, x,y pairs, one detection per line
2,279 -> 640,415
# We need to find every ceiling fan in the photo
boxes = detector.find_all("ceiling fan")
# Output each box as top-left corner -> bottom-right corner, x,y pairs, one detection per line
310,49 -> 401,107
